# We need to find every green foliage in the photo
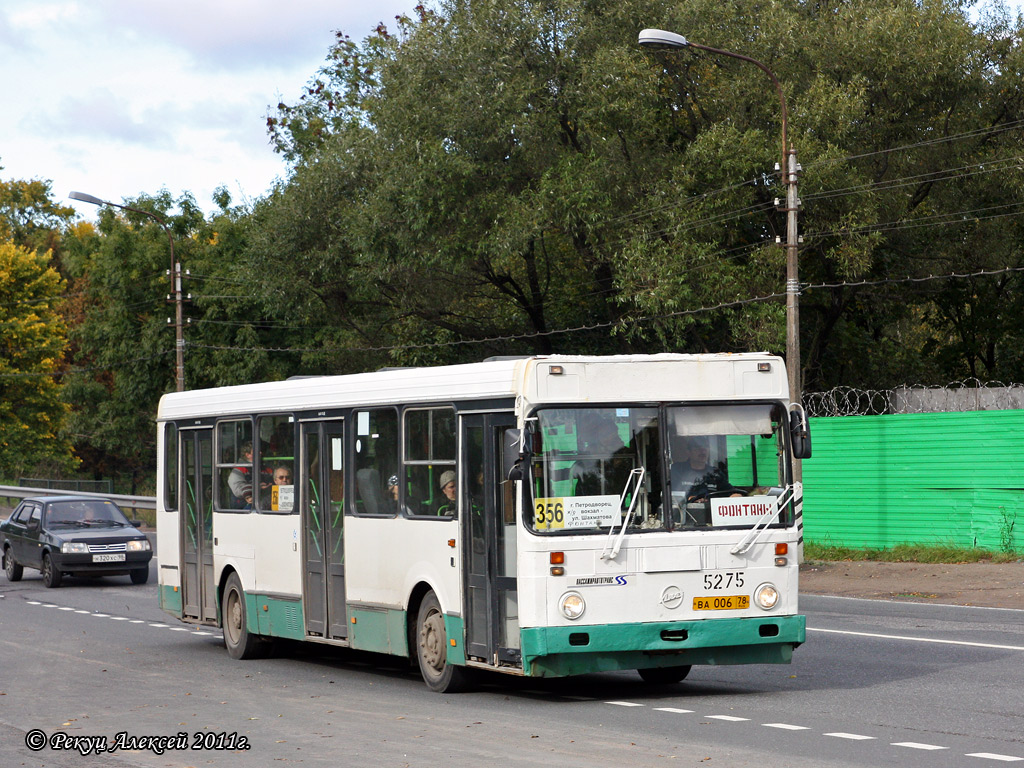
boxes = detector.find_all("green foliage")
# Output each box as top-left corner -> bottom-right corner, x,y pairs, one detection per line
0,176 -> 75,256
0,241 -> 77,476
805,541 -> 1020,563
253,0 -> 1024,382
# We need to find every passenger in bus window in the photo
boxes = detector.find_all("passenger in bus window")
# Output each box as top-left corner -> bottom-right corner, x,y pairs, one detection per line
671,437 -> 740,504
571,416 -> 634,498
384,474 -> 404,515
228,442 -> 255,508
436,471 -> 457,516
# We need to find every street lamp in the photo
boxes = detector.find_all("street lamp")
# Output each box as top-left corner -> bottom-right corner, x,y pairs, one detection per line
70,191 -> 186,392
638,29 -> 802,433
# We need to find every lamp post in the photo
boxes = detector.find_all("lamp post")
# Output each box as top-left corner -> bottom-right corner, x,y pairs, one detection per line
638,29 -> 802,457
70,191 -> 186,392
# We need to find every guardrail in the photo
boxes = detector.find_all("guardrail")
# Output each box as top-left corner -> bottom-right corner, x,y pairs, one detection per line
0,484 -> 157,513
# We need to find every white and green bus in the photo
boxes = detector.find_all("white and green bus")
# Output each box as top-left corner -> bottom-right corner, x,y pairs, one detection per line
156,353 -> 810,692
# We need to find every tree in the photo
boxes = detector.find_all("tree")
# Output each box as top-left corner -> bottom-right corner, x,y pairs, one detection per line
0,241 -> 76,477
257,0 -> 1024,387
0,174 -> 76,257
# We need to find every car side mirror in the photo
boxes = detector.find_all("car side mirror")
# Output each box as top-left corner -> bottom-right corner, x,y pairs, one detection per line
789,409 -> 812,460
130,519 -> 144,528
26,519 -> 40,531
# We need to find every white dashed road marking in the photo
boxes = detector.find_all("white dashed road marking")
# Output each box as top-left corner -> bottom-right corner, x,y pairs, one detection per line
825,733 -> 876,740
606,701 -> 645,707
654,708 -> 695,714
893,742 -> 949,750
763,723 -> 810,730
809,627 -> 1024,653
706,715 -> 750,722
28,601 -> 221,640
967,755 -> 1024,762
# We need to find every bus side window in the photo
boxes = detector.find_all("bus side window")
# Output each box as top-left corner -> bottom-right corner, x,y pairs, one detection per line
353,409 -> 399,516
404,407 -> 456,517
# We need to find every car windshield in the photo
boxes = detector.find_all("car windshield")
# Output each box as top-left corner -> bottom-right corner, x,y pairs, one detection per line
46,500 -> 131,528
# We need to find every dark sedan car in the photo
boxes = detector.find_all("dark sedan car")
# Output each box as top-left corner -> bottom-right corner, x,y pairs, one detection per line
1,496 -> 153,588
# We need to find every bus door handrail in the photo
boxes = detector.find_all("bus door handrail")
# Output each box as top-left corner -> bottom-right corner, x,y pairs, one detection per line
602,467 -> 645,561
729,484 -> 794,555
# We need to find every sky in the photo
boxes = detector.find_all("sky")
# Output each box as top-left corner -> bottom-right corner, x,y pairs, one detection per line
1,0 -> 419,218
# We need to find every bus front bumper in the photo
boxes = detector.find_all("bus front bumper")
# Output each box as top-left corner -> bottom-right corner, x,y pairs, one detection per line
519,614 -> 806,677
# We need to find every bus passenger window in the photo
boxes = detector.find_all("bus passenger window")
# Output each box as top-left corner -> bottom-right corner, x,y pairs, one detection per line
258,414 -> 295,513
216,420 -> 254,510
354,409 -> 399,516
164,423 -> 178,511
404,407 -> 456,516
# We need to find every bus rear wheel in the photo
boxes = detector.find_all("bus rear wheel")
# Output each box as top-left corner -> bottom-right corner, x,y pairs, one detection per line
415,590 -> 472,693
638,665 -> 692,684
222,573 -> 266,660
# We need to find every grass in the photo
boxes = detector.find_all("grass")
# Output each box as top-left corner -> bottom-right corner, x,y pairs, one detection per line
804,541 -> 1021,564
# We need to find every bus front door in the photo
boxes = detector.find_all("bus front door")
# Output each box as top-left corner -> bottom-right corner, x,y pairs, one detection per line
181,428 -> 217,623
300,420 -> 347,639
463,414 -> 521,668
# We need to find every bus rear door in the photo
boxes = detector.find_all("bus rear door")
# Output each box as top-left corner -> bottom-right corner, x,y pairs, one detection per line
181,427 -> 217,623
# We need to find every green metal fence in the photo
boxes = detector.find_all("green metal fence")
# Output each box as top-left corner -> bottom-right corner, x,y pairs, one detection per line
803,410 -> 1024,551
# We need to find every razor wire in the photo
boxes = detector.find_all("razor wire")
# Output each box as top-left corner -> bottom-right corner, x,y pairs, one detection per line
803,379 -> 1024,417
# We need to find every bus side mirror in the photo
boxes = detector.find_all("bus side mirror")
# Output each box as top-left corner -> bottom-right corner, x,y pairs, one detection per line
789,410 -> 812,459
503,429 -> 523,481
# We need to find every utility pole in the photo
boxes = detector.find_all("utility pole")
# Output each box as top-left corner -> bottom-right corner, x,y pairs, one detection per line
69,191 -> 187,391
784,147 -> 802,480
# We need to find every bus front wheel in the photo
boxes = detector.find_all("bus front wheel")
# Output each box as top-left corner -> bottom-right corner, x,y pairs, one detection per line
415,591 -> 471,693
222,573 -> 265,660
638,665 -> 692,684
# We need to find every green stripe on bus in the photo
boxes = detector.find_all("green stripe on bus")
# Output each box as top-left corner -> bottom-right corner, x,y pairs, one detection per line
250,593 -> 305,640
159,584 -> 182,615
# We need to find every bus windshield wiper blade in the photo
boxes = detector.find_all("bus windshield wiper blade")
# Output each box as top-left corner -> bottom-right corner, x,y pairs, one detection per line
729,485 -> 794,555
602,467 -> 645,561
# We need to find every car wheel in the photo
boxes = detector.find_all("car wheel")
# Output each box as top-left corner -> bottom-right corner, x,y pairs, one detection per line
222,573 -> 265,660
3,547 -> 23,581
637,665 -> 692,684
415,590 -> 472,693
42,553 -> 63,588
130,567 -> 149,585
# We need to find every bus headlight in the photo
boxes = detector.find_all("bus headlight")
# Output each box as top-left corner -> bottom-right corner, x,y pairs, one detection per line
754,583 -> 780,610
559,592 -> 586,620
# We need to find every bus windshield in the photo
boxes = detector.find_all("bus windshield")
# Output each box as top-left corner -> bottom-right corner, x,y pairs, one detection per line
528,403 -> 789,534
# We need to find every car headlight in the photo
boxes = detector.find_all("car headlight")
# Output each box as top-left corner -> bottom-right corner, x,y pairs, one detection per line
559,592 -> 586,620
754,583 -> 780,610
126,539 -> 151,552
61,542 -> 89,554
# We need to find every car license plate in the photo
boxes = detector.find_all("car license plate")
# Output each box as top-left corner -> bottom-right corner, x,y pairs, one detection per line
92,553 -> 125,563
693,595 -> 749,611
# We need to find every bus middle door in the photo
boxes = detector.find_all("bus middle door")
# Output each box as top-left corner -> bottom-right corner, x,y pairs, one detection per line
300,420 -> 347,640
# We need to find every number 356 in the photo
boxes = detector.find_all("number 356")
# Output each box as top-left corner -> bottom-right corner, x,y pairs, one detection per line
535,500 -> 564,526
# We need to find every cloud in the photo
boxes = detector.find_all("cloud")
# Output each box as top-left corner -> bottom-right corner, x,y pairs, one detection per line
36,88 -> 174,147
88,0 -> 415,71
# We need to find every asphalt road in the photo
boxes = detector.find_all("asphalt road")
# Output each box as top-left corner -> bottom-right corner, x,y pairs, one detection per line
1,560 -> 1022,768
